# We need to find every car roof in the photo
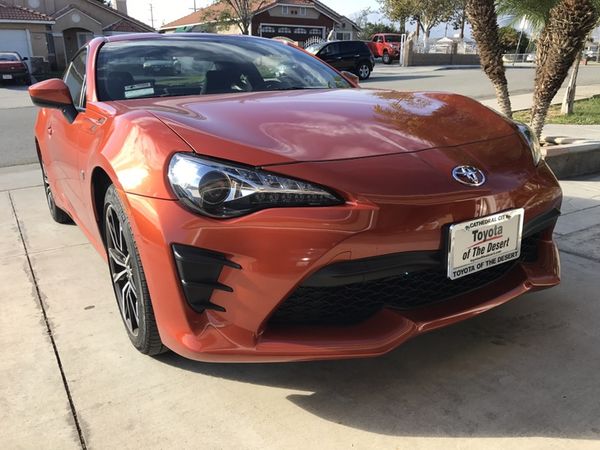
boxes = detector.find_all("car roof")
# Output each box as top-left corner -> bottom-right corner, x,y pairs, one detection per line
103,32 -> 276,44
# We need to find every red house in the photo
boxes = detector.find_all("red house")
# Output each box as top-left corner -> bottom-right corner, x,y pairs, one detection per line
160,0 -> 361,47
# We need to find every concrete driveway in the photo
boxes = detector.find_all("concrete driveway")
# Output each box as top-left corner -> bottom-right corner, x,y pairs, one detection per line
1,164 -> 600,449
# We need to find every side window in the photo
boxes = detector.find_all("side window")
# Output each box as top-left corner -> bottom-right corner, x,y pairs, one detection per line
323,43 -> 340,55
64,49 -> 87,109
377,36 -> 384,43
371,36 -> 379,42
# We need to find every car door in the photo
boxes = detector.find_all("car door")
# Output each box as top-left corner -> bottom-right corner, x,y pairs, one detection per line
337,42 -> 357,71
45,48 -> 87,215
373,35 -> 384,56
48,47 -> 105,226
318,43 -> 343,70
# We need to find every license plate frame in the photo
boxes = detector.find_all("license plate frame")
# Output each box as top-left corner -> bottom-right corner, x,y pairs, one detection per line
447,209 -> 524,280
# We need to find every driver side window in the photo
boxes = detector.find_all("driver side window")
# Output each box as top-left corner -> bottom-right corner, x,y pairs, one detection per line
64,49 -> 87,109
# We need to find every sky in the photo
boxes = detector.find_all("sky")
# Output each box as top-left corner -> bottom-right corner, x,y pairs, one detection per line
127,0 -> 380,29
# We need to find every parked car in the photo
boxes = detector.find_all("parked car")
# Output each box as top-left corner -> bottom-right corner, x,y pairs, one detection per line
28,34 -> 561,363
0,51 -> 31,85
367,33 -> 403,64
305,40 -> 374,80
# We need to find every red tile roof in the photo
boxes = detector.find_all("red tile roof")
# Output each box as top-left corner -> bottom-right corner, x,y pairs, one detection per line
161,0 -> 329,29
0,2 -> 54,22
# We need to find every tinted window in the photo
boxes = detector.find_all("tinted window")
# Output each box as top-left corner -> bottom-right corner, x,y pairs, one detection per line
384,35 -> 403,43
343,42 -> 367,53
320,43 -> 340,56
95,37 -> 351,101
64,49 -> 87,108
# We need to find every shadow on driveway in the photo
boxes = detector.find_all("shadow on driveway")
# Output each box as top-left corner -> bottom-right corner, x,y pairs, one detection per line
156,227 -> 600,439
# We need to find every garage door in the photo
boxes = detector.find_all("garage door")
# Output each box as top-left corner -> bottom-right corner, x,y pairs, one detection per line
0,29 -> 31,59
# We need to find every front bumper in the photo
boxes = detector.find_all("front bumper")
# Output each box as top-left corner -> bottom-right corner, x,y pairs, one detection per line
124,159 -> 562,362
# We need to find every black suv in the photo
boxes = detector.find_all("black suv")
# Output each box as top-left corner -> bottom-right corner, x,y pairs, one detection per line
306,40 -> 375,80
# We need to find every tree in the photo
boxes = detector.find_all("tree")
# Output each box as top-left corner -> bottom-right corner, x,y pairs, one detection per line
499,0 -> 599,136
465,0 -> 513,117
381,0 -> 462,44
358,23 -> 401,40
208,0 -> 267,35
498,26 -> 531,53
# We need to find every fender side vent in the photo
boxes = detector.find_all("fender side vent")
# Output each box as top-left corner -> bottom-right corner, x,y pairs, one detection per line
172,244 -> 241,313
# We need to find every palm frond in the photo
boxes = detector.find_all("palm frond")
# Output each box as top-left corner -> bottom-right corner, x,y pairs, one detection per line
496,0 -> 558,30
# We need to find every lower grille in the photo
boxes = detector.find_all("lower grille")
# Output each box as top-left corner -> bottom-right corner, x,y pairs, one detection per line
268,235 -> 540,326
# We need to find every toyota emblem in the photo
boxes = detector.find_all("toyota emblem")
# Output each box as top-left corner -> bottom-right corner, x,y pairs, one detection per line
452,166 -> 486,187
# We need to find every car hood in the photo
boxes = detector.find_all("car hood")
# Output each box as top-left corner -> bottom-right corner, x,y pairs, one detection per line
121,89 -> 517,167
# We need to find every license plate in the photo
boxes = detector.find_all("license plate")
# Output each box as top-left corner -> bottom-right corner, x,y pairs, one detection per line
447,209 -> 524,280
2,74 -> 13,80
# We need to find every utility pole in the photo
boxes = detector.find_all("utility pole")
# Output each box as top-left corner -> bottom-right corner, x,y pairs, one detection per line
149,2 -> 155,29
190,0 -> 197,12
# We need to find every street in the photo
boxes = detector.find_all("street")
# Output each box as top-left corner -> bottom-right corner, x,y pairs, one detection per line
2,65 -> 599,168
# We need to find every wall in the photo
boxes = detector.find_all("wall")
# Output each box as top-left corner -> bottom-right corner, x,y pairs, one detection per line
406,52 -> 480,67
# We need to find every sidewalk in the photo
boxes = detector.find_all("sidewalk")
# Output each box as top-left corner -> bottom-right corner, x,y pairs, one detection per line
2,164 -> 600,448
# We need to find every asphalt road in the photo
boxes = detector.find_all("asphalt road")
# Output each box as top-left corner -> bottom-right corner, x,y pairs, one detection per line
1,65 -> 599,168
363,64 -> 600,99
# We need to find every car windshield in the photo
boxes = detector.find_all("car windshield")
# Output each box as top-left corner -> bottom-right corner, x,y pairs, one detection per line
384,35 -> 403,43
0,53 -> 19,62
95,37 -> 351,101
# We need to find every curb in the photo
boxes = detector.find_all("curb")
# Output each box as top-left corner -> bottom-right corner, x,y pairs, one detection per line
544,142 -> 600,179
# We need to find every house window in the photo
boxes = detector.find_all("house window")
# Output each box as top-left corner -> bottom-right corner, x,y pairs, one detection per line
336,32 -> 351,41
295,28 -> 307,35
262,26 -> 275,33
309,29 -> 322,35
282,6 -> 289,14
278,27 -> 292,34
299,7 -> 307,15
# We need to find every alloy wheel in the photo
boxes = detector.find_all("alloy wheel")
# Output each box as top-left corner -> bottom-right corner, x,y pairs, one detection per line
359,64 -> 370,79
42,167 -> 55,213
105,204 -> 140,335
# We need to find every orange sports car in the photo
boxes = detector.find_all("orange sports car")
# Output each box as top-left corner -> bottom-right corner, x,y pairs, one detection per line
29,34 -> 561,362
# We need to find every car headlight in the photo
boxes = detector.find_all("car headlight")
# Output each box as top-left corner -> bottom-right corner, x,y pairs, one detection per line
515,122 -> 542,166
168,153 -> 344,218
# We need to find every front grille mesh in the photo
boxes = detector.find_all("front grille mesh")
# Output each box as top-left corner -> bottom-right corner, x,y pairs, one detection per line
268,236 -> 540,326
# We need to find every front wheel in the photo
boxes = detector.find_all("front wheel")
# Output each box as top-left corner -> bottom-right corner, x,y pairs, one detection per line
104,185 -> 166,356
357,62 -> 371,80
382,51 -> 391,65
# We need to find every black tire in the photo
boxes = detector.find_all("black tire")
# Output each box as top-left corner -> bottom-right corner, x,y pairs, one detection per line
39,154 -> 72,224
356,61 -> 372,80
103,185 -> 166,356
382,51 -> 392,65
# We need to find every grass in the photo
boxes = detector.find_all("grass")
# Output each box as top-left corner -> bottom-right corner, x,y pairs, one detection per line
513,95 -> 600,125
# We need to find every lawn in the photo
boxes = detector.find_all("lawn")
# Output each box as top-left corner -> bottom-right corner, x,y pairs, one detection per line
513,95 -> 600,125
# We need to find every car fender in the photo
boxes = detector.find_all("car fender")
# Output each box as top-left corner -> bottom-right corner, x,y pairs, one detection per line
85,105 -> 193,201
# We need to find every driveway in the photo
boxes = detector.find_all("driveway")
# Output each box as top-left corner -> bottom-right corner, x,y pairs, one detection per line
1,165 -> 600,449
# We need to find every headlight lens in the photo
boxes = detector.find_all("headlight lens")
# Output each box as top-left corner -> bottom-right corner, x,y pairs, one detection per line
168,153 -> 343,218
515,122 -> 542,166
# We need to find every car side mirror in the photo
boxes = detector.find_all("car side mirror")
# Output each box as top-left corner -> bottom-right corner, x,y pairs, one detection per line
341,71 -> 360,87
29,78 -> 78,123
22,57 -> 28,61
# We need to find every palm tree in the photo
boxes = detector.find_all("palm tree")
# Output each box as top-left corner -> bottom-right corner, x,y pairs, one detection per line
499,0 -> 599,137
465,0 -> 513,118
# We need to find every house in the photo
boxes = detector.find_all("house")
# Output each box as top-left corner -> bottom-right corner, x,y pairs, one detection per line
0,0 -> 153,72
160,0 -> 361,47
